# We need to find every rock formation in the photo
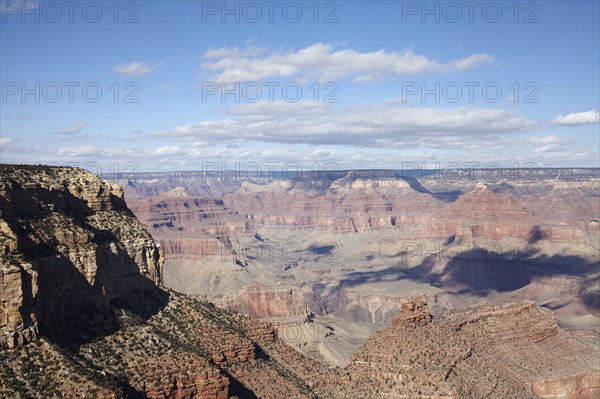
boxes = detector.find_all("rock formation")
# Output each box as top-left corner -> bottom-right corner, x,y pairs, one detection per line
338,295 -> 600,399
1,165 -> 598,398
115,168 -> 599,365
0,165 -> 163,347
532,372 -> 600,399
391,293 -> 432,326
0,165 -> 326,398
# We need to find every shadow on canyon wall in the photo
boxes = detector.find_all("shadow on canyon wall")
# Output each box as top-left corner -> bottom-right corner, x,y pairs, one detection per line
337,241 -> 599,315
0,181 -> 168,351
401,176 -> 462,202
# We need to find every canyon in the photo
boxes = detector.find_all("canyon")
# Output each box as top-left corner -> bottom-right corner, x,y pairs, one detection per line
117,168 -> 599,364
1,164 -> 598,398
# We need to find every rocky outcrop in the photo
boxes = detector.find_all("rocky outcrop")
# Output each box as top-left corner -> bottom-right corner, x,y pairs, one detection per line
212,342 -> 256,366
0,165 -> 232,399
339,295 -> 600,399
391,293 -> 432,327
214,285 -> 310,320
144,359 -> 229,399
240,317 -> 278,342
0,165 -> 163,348
0,164 -> 334,399
450,301 -> 559,345
532,372 -> 600,399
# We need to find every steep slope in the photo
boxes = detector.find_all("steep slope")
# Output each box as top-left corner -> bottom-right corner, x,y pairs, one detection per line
1,165 -> 598,399
0,164 -> 163,347
3,165 -> 598,399
336,295 -> 599,399
223,171 -> 443,231
0,165 -> 332,398
420,182 -> 592,243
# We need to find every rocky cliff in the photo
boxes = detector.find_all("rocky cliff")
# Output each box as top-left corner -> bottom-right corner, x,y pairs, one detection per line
212,285 -> 310,320
532,372 -> 600,399
420,182 -> 594,244
117,169 -> 600,344
339,295 -> 600,399
0,164 -> 332,399
0,165 -> 163,348
3,172 -> 596,399
223,174 -> 443,231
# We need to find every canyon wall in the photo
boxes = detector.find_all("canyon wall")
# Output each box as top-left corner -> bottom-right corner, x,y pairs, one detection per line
1,165 -> 598,398
119,170 -> 599,332
0,165 -> 163,347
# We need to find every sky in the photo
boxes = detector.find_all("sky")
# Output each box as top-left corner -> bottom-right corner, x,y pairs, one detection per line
1,0 -> 599,175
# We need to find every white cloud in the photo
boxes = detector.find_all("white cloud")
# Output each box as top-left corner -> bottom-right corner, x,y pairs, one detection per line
533,145 -> 566,154
551,109 -> 599,126
52,122 -> 88,136
112,61 -> 164,77
527,134 -> 572,145
152,145 -> 185,156
132,129 -> 144,134
204,46 -> 266,59
201,43 -> 495,83
5,135 -> 596,171
54,145 -> 97,157
154,101 -> 534,148
191,140 -> 212,148
0,137 -> 13,147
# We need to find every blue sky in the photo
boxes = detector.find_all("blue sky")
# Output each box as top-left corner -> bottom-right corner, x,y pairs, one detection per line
1,0 -> 599,174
